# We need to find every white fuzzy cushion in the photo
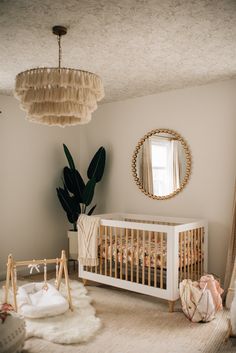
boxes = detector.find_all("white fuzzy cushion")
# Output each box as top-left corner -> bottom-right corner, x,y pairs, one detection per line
17,283 -> 69,318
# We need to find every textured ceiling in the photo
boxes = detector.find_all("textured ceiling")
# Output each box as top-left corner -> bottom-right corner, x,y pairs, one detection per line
0,0 -> 236,103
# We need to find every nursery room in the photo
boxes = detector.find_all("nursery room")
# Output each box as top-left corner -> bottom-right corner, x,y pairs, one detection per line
0,0 -> 236,352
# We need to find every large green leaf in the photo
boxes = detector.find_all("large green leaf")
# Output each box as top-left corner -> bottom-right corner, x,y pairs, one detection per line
87,204 -> 97,215
63,167 -> 85,202
66,209 -> 80,224
63,144 -> 75,170
56,188 -> 80,225
82,177 -> 96,206
87,147 -> 106,183
66,213 -> 76,224
71,195 -> 81,214
56,187 -> 72,214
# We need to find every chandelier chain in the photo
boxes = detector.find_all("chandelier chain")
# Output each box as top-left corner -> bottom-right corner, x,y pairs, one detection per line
57,35 -> 62,69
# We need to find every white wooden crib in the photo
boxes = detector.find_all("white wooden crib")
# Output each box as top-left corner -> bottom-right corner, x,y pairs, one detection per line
79,213 -> 208,311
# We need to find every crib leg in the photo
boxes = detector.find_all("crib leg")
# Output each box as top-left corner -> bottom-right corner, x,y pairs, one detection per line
168,300 -> 175,313
83,279 -> 88,286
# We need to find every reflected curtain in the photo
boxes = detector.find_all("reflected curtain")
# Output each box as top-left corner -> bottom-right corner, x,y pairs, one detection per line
172,140 -> 180,190
141,139 -> 153,194
225,180 -> 236,308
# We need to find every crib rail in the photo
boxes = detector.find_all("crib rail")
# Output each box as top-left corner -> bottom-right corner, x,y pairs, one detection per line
80,215 -> 207,303
85,225 -> 168,289
83,225 -> 205,290
179,227 -> 204,282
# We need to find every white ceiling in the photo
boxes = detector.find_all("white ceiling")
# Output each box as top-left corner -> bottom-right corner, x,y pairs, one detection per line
0,0 -> 236,103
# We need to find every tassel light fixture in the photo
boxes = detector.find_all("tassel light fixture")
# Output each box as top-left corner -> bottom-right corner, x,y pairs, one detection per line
14,26 -> 104,127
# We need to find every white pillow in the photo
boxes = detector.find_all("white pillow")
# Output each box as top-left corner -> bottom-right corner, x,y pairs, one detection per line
17,282 -> 69,318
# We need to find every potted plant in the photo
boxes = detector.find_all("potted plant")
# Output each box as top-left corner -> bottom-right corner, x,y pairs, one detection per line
56,144 -> 106,259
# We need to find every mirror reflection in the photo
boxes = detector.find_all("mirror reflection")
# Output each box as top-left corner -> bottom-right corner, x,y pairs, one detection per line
133,129 -> 191,199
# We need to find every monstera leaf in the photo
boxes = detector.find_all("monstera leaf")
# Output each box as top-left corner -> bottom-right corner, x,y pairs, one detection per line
87,147 -> 106,182
56,187 -> 71,214
87,205 -> 97,215
63,144 -> 75,170
56,187 -> 81,215
82,177 -> 96,206
63,167 -> 85,202
56,187 -> 81,230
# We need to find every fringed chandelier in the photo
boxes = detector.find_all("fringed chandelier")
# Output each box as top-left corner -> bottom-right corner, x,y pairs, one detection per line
14,26 -> 104,127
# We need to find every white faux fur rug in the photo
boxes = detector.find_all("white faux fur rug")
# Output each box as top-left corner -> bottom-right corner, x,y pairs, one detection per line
0,280 -> 101,344
22,284 -> 230,353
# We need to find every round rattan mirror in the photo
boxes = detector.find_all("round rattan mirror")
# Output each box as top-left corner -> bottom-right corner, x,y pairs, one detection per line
132,129 -> 191,200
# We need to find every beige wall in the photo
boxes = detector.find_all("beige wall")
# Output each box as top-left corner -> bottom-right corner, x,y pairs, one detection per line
1,79 -> 235,281
0,95 -> 87,278
85,80 -> 236,280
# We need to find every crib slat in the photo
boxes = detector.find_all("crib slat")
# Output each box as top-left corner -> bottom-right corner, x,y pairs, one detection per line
187,231 -> 190,277
136,229 -> 139,283
200,227 -> 203,276
179,232 -> 183,282
196,228 -> 199,279
201,228 -> 204,276
160,232 -> 163,289
154,232 -> 157,288
195,228 -> 198,280
189,230 -> 191,277
105,226 -> 108,276
120,227 -> 123,280
199,228 -> 201,277
183,231 -> 186,279
193,229 -> 196,281
95,226 -> 98,273
125,228 -> 128,281
110,226 -> 113,277
142,230 -> 145,285
148,231 -> 151,286
131,229 -> 134,282
190,230 -> 193,279
99,225 -> 103,275
115,227 -> 118,278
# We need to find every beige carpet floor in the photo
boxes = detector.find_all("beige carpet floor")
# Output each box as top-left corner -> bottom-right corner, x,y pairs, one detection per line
217,339 -> 236,353
19,282 -> 235,353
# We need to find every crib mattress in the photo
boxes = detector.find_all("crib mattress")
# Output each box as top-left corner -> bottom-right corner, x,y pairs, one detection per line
99,237 -> 201,269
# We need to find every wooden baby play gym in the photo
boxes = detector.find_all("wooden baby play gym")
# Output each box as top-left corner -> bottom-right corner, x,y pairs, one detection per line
4,250 -> 72,313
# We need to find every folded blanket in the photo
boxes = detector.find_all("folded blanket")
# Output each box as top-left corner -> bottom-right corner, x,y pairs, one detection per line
77,214 -> 100,266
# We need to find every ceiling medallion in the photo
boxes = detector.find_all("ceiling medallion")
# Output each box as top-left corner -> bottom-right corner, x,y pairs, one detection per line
14,26 -> 104,127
